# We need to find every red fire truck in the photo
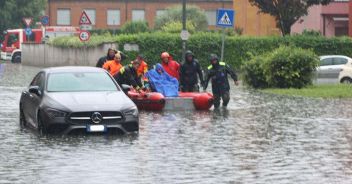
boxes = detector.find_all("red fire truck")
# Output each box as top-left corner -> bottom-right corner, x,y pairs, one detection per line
1,27 -> 80,63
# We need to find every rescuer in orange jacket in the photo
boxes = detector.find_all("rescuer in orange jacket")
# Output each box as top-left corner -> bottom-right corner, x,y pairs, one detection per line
103,53 -> 123,76
136,54 -> 148,77
160,52 -> 180,80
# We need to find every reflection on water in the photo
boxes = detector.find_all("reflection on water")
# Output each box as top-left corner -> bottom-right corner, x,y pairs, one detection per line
1,63 -> 352,183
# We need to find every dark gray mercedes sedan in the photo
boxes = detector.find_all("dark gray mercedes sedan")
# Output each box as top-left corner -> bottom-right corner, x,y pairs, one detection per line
19,66 -> 139,135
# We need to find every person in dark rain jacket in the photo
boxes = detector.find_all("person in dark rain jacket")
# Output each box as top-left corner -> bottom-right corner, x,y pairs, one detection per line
96,48 -> 116,68
96,48 -> 128,68
114,60 -> 143,91
203,54 -> 239,109
180,50 -> 204,92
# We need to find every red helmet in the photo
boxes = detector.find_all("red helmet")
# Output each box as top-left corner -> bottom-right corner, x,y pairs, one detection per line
161,52 -> 170,59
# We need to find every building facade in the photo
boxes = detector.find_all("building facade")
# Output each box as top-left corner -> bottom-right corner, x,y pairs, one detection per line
233,0 -> 279,36
46,0 -> 233,30
291,0 -> 349,37
350,0 -> 352,36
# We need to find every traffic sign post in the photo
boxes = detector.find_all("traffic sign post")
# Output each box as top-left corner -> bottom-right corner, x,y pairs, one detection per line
25,27 -> 32,36
79,11 -> 93,30
23,17 -> 33,27
41,15 -> 50,26
216,9 -> 235,62
79,31 -> 90,42
180,30 -> 190,41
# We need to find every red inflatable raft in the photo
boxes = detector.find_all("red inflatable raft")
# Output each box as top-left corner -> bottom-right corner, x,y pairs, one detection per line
179,92 -> 214,110
127,90 -> 214,111
127,90 -> 165,111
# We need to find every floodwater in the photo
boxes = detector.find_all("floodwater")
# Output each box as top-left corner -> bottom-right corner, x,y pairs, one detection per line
1,63 -> 352,184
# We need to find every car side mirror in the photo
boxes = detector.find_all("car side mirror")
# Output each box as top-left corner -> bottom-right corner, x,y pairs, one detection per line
29,86 -> 42,96
121,84 -> 132,91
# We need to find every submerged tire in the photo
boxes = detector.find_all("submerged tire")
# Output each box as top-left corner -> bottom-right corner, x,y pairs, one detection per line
341,78 -> 352,84
37,113 -> 48,135
11,52 -> 21,63
19,106 -> 26,128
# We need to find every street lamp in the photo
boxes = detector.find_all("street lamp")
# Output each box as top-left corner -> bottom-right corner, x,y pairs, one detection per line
182,0 -> 186,63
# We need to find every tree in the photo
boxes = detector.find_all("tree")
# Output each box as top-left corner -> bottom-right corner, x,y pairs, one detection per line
0,0 -> 46,40
120,21 -> 150,34
248,0 -> 332,36
154,5 -> 208,31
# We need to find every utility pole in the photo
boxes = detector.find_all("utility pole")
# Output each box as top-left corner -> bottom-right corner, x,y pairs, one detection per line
182,0 -> 186,63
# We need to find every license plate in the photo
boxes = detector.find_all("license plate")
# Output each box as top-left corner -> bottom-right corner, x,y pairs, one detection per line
87,125 -> 106,132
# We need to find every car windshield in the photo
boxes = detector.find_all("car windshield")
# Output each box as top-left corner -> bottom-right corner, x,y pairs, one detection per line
47,72 -> 119,92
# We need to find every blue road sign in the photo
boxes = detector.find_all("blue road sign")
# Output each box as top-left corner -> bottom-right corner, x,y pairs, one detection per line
41,15 -> 49,26
25,27 -> 32,36
216,9 -> 235,28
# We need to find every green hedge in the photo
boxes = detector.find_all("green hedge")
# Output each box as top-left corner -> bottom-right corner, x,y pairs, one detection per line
49,33 -> 352,70
265,46 -> 319,88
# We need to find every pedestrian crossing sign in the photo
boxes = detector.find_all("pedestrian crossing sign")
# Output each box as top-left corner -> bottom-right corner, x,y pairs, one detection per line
216,9 -> 235,28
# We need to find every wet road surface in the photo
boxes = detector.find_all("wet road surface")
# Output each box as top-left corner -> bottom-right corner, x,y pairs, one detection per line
1,63 -> 352,183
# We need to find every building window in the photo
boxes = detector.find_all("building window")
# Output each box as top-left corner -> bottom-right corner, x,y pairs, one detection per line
57,9 -> 71,25
205,10 -> 217,26
132,10 -> 145,21
107,9 -> 120,25
156,10 -> 166,17
83,9 -> 96,25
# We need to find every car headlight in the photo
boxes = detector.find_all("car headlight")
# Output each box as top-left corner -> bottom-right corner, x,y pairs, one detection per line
45,108 -> 67,118
123,107 -> 138,117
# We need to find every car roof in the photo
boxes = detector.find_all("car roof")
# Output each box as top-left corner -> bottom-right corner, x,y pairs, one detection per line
319,55 -> 351,59
41,66 -> 106,74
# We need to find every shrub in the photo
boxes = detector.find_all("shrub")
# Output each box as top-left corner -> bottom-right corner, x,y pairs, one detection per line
120,21 -> 149,34
242,46 -> 319,89
161,21 -> 196,34
241,55 -> 268,88
90,29 -> 121,35
301,29 -> 321,37
264,46 -> 319,88
154,5 -> 208,31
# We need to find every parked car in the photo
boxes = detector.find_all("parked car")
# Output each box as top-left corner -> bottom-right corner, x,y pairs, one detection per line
19,66 -> 139,135
316,55 -> 352,84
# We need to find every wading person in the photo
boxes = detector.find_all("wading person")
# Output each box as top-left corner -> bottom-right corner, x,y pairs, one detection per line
180,50 -> 204,92
114,60 -> 143,92
96,48 -> 116,68
102,53 -> 123,76
203,54 -> 239,109
160,52 -> 180,80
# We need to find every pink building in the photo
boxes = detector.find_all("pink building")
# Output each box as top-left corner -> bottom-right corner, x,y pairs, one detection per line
292,0 -> 349,37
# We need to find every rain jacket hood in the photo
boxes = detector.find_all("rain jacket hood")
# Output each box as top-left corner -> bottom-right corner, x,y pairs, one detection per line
145,63 -> 179,97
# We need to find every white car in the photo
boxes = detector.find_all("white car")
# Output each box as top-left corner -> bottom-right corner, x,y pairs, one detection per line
317,55 -> 352,84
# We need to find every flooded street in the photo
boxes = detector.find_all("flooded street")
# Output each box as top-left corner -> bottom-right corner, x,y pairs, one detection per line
1,63 -> 352,183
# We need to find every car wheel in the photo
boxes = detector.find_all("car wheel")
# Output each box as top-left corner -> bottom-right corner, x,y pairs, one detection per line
11,52 -> 21,63
37,113 -> 48,135
19,106 -> 27,128
341,78 -> 352,84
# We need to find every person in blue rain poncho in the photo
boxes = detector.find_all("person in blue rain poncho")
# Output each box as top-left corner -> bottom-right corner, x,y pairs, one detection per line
145,63 -> 179,97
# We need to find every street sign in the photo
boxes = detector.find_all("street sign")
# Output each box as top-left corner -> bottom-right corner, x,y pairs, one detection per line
25,27 -> 32,36
79,30 -> 90,42
79,11 -> 92,25
80,25 -> 93,31
41,15 -> 50,26
180,30 -> 190,41
23,17 -> 33,27
216,9 -> 235,28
